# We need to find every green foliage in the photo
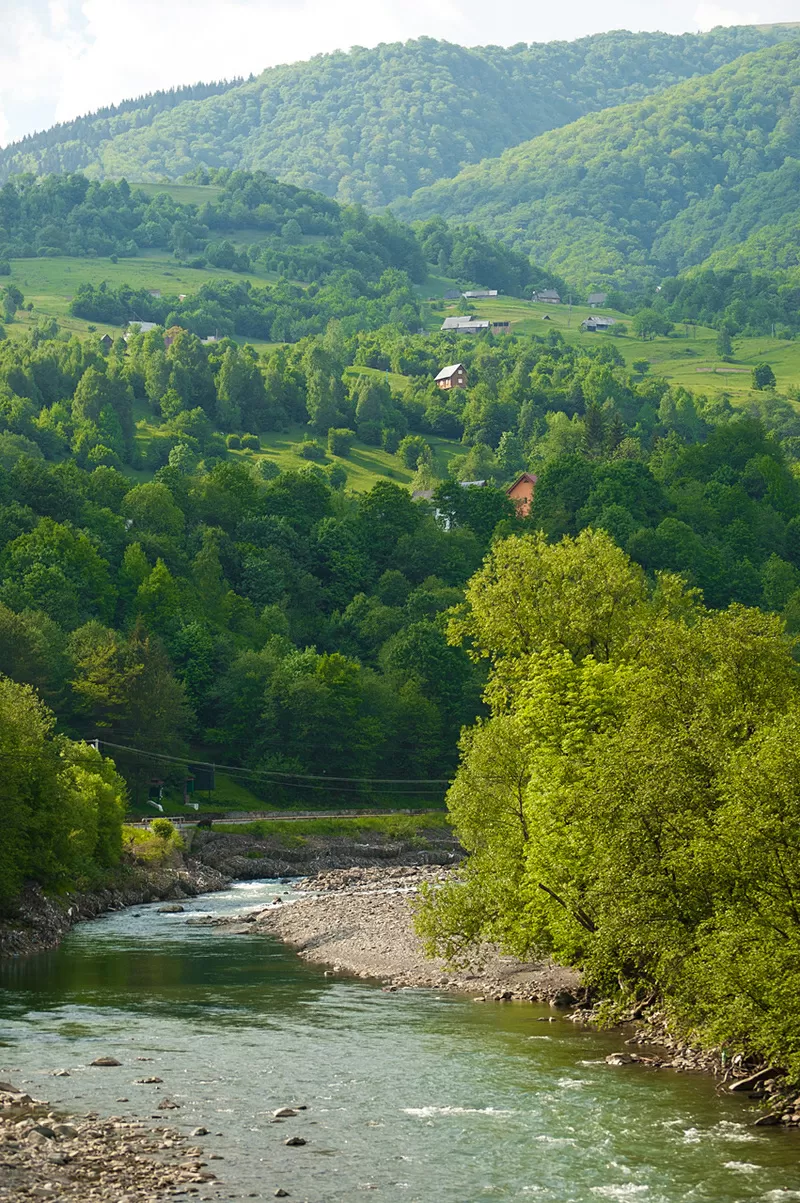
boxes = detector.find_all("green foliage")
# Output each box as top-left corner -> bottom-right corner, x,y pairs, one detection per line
418,529 -> 800,1075
0,30 -> 788,204
397,40 -> 800,291
752,362 -> 777,390
327,427 -> 354,457
150,816 -> 176,841
0,675 -> 126,908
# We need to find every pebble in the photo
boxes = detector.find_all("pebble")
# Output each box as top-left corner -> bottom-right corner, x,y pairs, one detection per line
273,1108 -> 298,1118
284,1136 -> 307,1147
90,1057 -> 121,1067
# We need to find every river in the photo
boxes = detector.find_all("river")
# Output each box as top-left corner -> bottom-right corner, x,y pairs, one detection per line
1,880 -> 799,1202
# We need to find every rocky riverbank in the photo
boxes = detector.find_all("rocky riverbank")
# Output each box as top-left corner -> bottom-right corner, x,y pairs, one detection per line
209,865 -> 797,1124
190,824 -> 463,881
0,1083 -> 223,1202
0,858 -> 229,958
206,864 -> 581,1003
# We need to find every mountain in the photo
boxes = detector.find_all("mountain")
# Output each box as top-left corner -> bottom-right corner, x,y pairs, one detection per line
0,27 -> 794,206
393,39 -> 800,291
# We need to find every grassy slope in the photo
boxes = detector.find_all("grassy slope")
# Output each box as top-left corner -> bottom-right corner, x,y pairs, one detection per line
4,252 -> 280,346
439,295 -> 800,401
131,397 -> 463,493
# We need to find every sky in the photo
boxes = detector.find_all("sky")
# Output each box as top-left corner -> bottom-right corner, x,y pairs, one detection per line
0,0 -> 797,147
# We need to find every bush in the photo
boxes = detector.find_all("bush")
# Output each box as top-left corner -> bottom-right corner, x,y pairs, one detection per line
752,363 -> 776,390
151,817 -> 176,841
381,428 -> 401,454
0,260 -> 10,276
240,433 -> 260,451
398,433 -> 431,468
326,463 -> 347,489
357,420 -> 382,446
256,458 -> 280,480
226,433 -> 242,449
327,427 -> 354,456
297,439 -> 326,461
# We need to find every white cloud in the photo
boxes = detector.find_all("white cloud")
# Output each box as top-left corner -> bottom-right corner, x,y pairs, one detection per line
693,2 -> 762,29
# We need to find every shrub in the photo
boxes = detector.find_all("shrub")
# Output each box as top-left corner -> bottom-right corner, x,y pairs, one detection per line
240,433 -> 260,451
326,463 -> 347,489
0,260 -> 10,276
752,363 -> 776,390
226,433 -> 242,449
327,427 -> 354,457
398,433 -> 431,468
297,439 -> 326,461
256,458 -> 280,480
151,817 -> 176,841
381,428 -> 401,454
357,420 -> 382,446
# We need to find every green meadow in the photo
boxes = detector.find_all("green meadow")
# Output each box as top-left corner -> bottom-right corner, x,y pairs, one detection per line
3,252 -> 280,345
434,293 -> 800,402
130,398 -> 463,493
6,253 -> 799,425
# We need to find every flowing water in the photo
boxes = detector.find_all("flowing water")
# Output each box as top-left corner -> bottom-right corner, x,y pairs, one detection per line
1,879 -> 799,1203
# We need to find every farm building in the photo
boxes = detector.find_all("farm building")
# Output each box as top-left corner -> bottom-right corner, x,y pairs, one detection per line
491,321 -> 510,333
440,316 -> 490,333
587,292 -> 608,307
535,289 -> 561,304
99,334 -> 113,351
462,289 -> 498,299
435,363 -> 468,390
507,472 -> 538,517
581,316 -> 617,332
123,321 -> 159,341
443,289 -> 461,300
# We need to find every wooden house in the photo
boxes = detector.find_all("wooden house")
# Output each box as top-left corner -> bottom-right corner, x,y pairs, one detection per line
506,471 -> 538,517
434,363 -> 468,390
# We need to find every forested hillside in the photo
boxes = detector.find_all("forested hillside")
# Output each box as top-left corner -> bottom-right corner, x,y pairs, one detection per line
0,28 -> 791,205
395,41 -> 800,291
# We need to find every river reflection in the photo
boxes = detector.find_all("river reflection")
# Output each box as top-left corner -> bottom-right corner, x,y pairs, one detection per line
1,880 -> 799,1203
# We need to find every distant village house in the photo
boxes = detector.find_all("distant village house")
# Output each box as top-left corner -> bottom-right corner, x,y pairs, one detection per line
587,292 -> 608,307
440,315 -> 490,334
99,333 -> 113,351
435,363 -> 468,390
535,289 -> 561,304
506,472 -> 538,517
462,290 -> 498,299
581,316 -> 617,332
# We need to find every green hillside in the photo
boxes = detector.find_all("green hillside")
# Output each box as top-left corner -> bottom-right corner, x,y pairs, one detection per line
0,28 -> 793,205
394,41 -> 800,291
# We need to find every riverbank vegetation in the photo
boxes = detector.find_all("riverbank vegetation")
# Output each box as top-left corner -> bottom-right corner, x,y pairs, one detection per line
214,813 -> 451,844
0,675 -> 126,910
417,528 -> 800,1075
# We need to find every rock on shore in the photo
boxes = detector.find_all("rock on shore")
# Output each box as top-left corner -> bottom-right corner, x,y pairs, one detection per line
216,865 -> 581,1002
0,1085 -> 220,1201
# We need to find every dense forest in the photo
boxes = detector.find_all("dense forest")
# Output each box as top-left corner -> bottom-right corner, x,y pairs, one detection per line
395,41 -> 800,292
4,22 -> 800,1076
0,171 -> 555,340
0,28 -> 791,203
5,273 -> 800,1074
418,527 -> 800,1076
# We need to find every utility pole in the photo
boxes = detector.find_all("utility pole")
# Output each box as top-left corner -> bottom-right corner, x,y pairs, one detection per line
567,296 -> 572,329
